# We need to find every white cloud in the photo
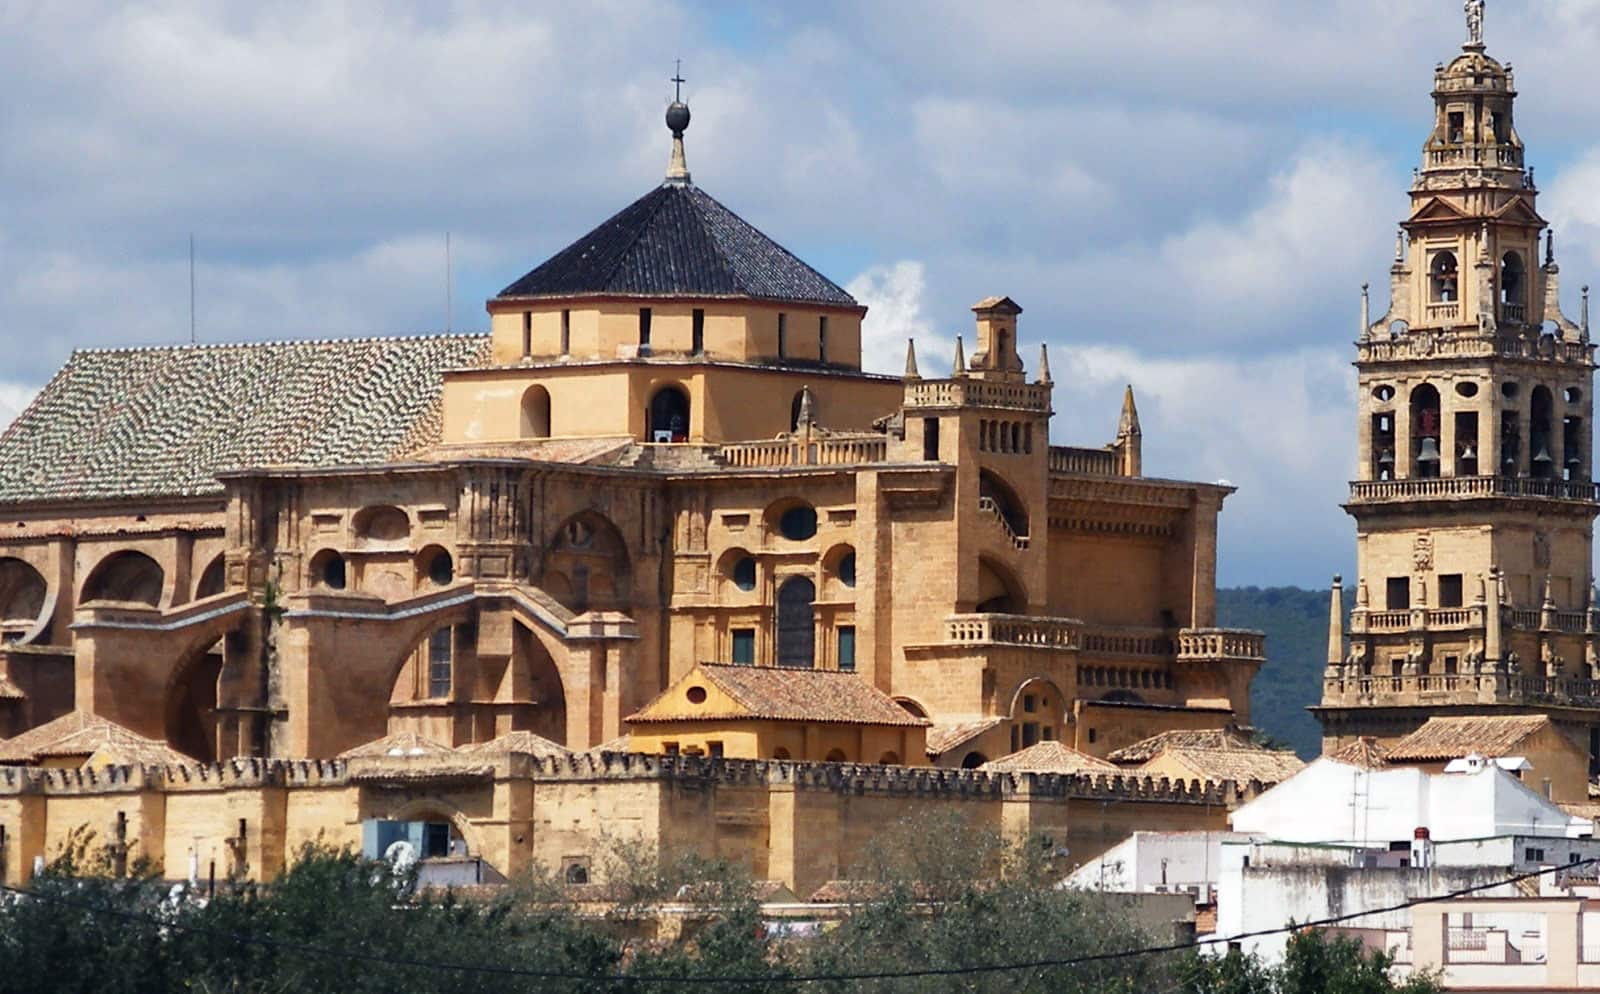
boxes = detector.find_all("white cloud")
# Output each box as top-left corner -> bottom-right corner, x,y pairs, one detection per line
1546,146 -> 1600,293
0,383 -> 38,433
847,261 -> 953,377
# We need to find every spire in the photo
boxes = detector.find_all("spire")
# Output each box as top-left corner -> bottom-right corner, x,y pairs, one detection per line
796,384 -> 816,428
952,335 -> 966,378
1327,576 -> 1345,668
1545,229 -> 1556,268
903,339 -> 920,380
1036,343 -> 1052,385
1360,283 -> 1370,337
1584,285 -> 1590,338
1117,385 -> 1141,439
664,61 -> 692,186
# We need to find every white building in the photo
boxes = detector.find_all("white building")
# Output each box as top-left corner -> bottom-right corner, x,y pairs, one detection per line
1065,831 -> 1247,903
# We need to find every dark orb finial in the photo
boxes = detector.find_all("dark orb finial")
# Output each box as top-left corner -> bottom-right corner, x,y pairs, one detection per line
666,100 -> 690,137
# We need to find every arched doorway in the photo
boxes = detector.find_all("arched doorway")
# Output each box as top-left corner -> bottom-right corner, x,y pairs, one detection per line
1008,677 -> 1065,752
776,576 -> 816,668
648,386 -> 690,443
165,645 -> 222,762
521,385 -> 551,439
0,558 -> 47,643
82,551 -> 164,607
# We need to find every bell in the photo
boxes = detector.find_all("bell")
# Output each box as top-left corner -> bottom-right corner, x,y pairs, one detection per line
1417,437 -> 1442,464
1460,443 -> 1477,461
1534,445 -> 1553,465
1567,451 -> 1583,467
1378,449 -> 1395,468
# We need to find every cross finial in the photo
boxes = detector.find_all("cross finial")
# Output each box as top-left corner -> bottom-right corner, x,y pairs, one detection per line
672,59 -> 685,102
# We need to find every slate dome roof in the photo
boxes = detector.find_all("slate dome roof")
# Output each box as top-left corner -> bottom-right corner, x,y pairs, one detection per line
496,182 -> 858,308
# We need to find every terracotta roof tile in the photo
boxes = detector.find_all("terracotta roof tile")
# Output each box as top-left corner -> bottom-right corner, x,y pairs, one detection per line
1108,726 -> 1255,764
1328,737 -> 1390,770
0,710 -> 190,765
1387,715 -> 1551,762
0,334 -> 491,505
628,664 -> 927,727
1146,747 -> 1304,786
338,731 -> 455,759
980,741 -> 1117,775
925,717 -> 1004,756
459,730 -> 569,759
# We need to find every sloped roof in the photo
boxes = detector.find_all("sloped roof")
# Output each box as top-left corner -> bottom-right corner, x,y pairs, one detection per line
338,730 -> 455,759
628,664 -> 927,727
497,184 -> 857,307
1108,726 -> 1256,764
980,741 -> 1116,775
1328,737 -> 1390,770
1387,715 -> 1551,762
459,730 -> 569,759
0,710 -> 190,766
1146,747 -> 1304,786
925,717 -> 1005,756
0,334 -> 491,505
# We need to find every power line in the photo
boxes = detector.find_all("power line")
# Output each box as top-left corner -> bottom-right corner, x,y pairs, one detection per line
1,857 -> 1591,985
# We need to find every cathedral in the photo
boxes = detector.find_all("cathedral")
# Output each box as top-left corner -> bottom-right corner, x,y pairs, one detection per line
1317,8 -> 1599,803
0,77 -> 1270,888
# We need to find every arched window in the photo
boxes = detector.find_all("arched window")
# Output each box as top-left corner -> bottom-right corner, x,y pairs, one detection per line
1410,384 -> 1442,479
82,551 -> 164,607
824,748 -> 847,763
776,576 -> 816,669
520,385 -> 551,439
960,751 -> 988,769
195,554 -> 226,600
0,558 -> 47,643
772,747 -> 792,760
1531,385 -> 1555,479
1501,252 -> 1525,314
649,386 -> 690,443
310,550 -> 348,590
877,751 -> 901,765
1430,251 -> 1459,303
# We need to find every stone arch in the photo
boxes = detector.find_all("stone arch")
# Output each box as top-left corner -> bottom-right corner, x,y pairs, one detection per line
195,553 -> 226,600
1008,676 -> 1065,752
164,641 -> 224,762
520,384 -> 551,439
1501,251 -> 1525,310
541,511 -> 632,613
309,549 -> 348,590
352,505 -> 411,549
822,543 -> 857,596
978,469 -> 1029,540
386,798 -> 482,858
765,498 -> 819,543
1531,385 -> 1556,478
0,558 -> 48,643
776,575 -> 816,668
1409,383 -> 1442,479
81,550 -> 164,607
1430,250 -> 1459,302
717,547 -> 758,596
893,696 -> 929,719
416,545 -> 455,589
960,751 -> 987,769
976,556 -> 1026,614
648,384 -> 691,442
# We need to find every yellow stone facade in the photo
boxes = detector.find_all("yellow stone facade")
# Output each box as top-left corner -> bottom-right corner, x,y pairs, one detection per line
0,100 -> 1266,885
1317,28 -> 1600,797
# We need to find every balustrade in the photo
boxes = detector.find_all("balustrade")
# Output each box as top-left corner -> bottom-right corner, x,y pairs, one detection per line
1048,446 -> 1121,476
1175,628 -> 1266,662
1349,476 -> 1600,504
716,434 -> 887,469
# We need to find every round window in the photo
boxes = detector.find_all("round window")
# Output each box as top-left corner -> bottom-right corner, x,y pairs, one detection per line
1502,381 -> 1520,399
427,550 -> 454,586
1372,385 -> 1395,402
838,552 -> 856,587
731,556 -> 757,591
777,506 -> 818,541
1455,381 -> 1478,398
686,685 -> 707,704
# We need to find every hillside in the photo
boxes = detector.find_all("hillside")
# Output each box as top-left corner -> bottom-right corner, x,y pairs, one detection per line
1216,586 -> 1341,758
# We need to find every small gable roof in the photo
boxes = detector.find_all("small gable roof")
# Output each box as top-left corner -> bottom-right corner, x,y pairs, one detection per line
0,710 -> 190,766
1108,726 -> 1256,764
925,717 -> 1005,756
1145,747 -> 1305,786
459,730 -> 569,759
980,741 -> 1116,775
1327,736 -> 1390,770
497,184 -> 857,308
1387,714 -> 1552,762
338,730 -> 455,759
628,663 -> 928,727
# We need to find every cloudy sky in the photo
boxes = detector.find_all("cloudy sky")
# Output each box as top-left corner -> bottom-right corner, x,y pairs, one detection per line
3,0 -> 1599,587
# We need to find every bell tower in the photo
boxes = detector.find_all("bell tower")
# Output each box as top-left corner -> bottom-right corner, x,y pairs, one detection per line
1316,4 -> 1600,795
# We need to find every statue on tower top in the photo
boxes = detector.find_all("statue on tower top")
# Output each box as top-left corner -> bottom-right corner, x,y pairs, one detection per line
1465,0 -> 1485,47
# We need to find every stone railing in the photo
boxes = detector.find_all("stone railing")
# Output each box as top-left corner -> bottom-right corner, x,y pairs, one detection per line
1048,445 -> 1121,477
943,613 -> 1082,649
1364,610 -> 1413,632
1426,302 -> 1460,323
1349,476 -> 1600,505
1326,672 -> 1600,709
1082,625 -> 1174,657
1356,605 -> 1589,634
1501,302 -> 1526,324
903,378 -> 1052,413
1356,331 -> 1592,365
1425,143 -> 1523,167
1175,628 -> 1266,662
717,434 -> 887,469
977,496 -> 1030,550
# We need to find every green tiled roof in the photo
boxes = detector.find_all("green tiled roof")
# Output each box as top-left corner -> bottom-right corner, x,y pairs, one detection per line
0,334 -> 491,505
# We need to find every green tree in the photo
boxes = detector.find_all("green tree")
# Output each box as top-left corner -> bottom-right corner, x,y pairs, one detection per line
1179,931 -> 1442,994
